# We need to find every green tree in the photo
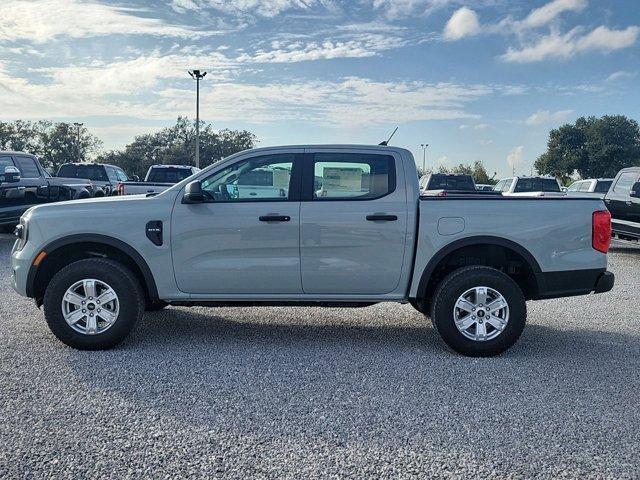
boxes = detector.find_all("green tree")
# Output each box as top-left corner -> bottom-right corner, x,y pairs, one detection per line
535,115 -> 640,179
0,120 -> 102,170
436,161 -> 495,184
97,117 -> 257,178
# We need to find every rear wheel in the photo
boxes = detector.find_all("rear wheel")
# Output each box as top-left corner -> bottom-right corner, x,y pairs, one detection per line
430,266 -> 526,357
43,258 -> 144,350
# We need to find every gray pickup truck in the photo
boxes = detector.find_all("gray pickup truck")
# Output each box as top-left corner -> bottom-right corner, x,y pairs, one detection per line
11,145 -> 614,356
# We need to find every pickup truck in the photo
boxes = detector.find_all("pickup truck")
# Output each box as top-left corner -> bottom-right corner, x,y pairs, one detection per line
419,173 -> 500,197
566,178 -> 614,199
117,165 -> 200,196
57,163 -> 130,197
494,176 -> 565,197
604,167 -> 640,241
11,145 -> 614,356
1,151 -> 94,231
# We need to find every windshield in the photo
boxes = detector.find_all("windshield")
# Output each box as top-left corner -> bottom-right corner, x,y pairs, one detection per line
58,164 -> 107,181
147,168 -> 193,183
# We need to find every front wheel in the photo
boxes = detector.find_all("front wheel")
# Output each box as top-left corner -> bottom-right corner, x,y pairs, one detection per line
43,258 -> 145,350
430,266 -> 526,357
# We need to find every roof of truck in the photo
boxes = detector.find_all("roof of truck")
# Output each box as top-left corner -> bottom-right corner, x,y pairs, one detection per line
0,150 -> 36,157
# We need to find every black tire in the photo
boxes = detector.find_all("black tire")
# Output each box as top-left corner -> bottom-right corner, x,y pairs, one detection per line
146,300 -> 168,312
430,266 -> 526,357
43,258 -> 145,350
409,298 -> 428,315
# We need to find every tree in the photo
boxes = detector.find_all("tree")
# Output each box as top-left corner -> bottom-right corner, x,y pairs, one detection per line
435,161 -> 495,184
97,117 -> 257,178
535,115 -> 640,179
0,120 -> 102,170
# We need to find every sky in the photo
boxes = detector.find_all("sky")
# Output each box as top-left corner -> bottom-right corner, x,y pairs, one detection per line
0,0 -> 638,177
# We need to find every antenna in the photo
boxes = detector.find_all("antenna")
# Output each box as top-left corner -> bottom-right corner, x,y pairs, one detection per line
379,126 -> 398,146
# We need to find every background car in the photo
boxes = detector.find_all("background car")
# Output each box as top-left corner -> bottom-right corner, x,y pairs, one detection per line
57,163 -> 130,196
494,176 -> 565,196
566,178 -> 614,198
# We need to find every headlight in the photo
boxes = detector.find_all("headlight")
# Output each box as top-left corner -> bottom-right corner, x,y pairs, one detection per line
14,217 -> 28,251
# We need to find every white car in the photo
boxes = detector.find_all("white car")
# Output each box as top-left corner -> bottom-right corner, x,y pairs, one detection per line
494,176 -> 566,197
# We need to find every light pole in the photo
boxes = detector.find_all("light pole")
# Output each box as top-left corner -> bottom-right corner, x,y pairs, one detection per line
420,143 -> 429,173
188,69 -> 207,168
73,122 -> 83,162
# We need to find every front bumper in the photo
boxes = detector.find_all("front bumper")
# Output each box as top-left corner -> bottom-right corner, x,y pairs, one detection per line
11,239 -> 36,298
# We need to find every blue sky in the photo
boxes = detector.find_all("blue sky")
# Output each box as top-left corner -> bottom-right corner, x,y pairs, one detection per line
0,0 -> 638,177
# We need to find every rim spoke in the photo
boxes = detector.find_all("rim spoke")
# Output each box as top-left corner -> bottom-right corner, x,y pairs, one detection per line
456,298 -> 476,313
456,315 -> 476,330
83,280 -> 96,299
64,309 -> 85,326
486,315 -> 506,331
97,289 -> 117,305
475,287 -> 487,306
64,292 -> 85,307
475,321 -> 487,341
85,315 -> 98,335
97,309 -> 117,325
487,298 -> 507,313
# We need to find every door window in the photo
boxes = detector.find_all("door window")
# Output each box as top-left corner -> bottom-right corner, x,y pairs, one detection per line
201,154 -> 295,202
578,181 -> 592,192
0,156 -> 15,172
594,180 -> 612,193
613,172 -> 639,193
567,181 -> 582,192
14,156 -> 40,178
311,153 -> 394,200
105,167 -> 118,183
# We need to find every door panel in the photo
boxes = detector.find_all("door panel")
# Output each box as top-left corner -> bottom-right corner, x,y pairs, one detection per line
300,152 -> 408,295
171,151 -> 303,295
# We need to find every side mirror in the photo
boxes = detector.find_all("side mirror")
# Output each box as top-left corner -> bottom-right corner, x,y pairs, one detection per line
182,180 -> 204,204
631,181 -> 640,198
132,175 -> 140,182
0,166 -> 21,184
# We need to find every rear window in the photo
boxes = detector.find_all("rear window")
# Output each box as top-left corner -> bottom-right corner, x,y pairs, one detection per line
514,178 -> 560,193
147,168 -> 193,183
594,180 -> 612,193
58,164 -> 108,181
427,174 -> 475,191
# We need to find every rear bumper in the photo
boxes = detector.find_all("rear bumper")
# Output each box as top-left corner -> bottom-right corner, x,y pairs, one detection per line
612,219 -> 640,239
534,268 -> 614,300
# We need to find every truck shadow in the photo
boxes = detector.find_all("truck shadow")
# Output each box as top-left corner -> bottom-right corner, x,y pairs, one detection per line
63,306 -> 639,442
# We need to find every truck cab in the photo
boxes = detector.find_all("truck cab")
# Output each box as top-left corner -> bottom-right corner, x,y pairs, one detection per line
605,167 -> 640,240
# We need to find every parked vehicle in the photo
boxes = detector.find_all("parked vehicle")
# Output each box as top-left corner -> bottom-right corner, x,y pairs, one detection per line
419,174 -> 500,196
117,165 -> 200,196
0,151 -> 94,231
604,167 -> 640,241
57,163 -> 130,197
11,145 -> 614,356
494,176 -> 565,196
566,178 -> 614,198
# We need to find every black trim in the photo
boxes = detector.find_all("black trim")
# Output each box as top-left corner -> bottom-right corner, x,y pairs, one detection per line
419,196 -> 602,201
534,268 -> 613,299
169,301 -> 378,308
416,236 -> 542,299
25,234 -> 159,302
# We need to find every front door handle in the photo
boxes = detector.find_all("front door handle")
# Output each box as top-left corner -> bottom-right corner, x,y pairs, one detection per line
366,214 -> 398,221
259,215 -> 291,222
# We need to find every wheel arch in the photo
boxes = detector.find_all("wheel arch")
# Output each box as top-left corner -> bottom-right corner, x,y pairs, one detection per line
27,234 -> 159,306
414,236 -> 542,311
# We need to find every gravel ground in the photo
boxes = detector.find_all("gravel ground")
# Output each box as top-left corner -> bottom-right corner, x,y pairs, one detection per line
0,234 -> 639,479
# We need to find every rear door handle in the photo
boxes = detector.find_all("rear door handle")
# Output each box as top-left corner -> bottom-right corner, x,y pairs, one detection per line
366,214 -> 398,221
259,215 -> 290,222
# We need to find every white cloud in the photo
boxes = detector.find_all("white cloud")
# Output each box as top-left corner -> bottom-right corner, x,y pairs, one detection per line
0,0 -> 205,43
606,70 -> 637,82
502,25 -> 639,62
237,34 -> 404,63
525,109 -> 574,126
474,123 -> 489,130
444,7 -> 481,40
190,0 -> 331,18
520,0 -> 588,30
506,146 -> 524,171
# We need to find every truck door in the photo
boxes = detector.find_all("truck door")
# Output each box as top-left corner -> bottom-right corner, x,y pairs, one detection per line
299,150 -> 408,295
171,151 -> 303,295
606,171 -> 638,221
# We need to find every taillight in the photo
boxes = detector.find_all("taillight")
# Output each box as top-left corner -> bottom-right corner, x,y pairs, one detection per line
592,210 -> 611,253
